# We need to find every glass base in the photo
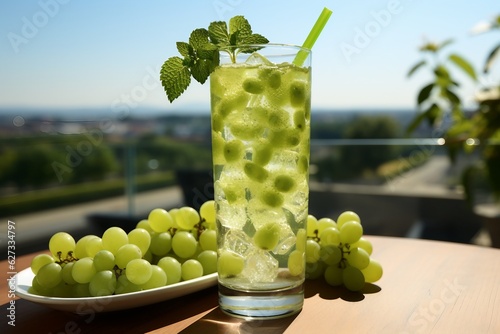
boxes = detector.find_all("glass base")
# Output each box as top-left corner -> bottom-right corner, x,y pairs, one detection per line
218,282 -> 304,319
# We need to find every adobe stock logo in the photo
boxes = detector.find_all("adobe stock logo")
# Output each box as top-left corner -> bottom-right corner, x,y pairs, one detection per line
7,0 -> 72,54
340,0 -> 406,63
403,278 -> 466,333
212,0 -> 243,19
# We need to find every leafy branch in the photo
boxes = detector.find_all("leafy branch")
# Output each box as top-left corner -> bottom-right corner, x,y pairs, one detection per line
406,39 -> 477,135
407,14 -> 500,204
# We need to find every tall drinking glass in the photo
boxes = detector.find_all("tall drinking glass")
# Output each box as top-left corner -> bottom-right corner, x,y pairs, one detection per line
210,44 -> 312,318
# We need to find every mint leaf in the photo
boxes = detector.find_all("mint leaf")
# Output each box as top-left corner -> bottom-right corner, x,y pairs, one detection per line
241,34 -> 269,45
176,42 -> 192,58
189,28 -> 211,49
161,15 -> 269,102
208,21 -> 229,45
191,59 -> 213,84
229,16 -> 252,37
160,57 -> 191,102
238,33 -> 270,53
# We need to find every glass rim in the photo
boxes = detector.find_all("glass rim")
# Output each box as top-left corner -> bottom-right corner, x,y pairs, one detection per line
219,43 -> 311,55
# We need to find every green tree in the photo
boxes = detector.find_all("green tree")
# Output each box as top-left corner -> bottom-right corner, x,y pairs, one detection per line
12,143 -> 61,189
340,115 -> 402,173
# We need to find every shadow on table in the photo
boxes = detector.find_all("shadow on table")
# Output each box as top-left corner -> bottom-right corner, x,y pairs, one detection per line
304,279 -> 381,302
179,307 -> 298,334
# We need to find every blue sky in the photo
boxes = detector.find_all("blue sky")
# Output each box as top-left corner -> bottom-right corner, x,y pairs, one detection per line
1,0 -> 499,116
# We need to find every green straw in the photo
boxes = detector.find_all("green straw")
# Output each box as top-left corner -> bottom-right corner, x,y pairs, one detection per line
293,7 -> 333,66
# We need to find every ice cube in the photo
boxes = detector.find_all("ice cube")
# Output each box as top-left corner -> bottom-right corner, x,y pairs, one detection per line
217,201 -> 248,229
272,223 -> 296,255
247,198 -> 286,230
242,249 -> 279,283
224,229 -> 253,257
245,52 -> 273,65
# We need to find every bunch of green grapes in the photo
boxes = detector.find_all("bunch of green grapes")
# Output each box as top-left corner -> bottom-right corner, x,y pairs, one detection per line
304,211 -> 383,292
29,201 -> 218,298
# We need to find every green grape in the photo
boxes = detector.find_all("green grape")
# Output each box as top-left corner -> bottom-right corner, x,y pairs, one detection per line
197,250 -> 218,275
157,257 -> 182,285
319,227 -> 341,246
320,245 -> 342,266
176,206 -> 200,230
288,250 -> 305,276
172,231 -> 198,259
260,190 -> 284,208
150,232 -> 172,256
290,80 -> 307,107
148,208 -> 174,233
267,108 -> 290,130
72,257 -> 96,284
141,265 -> 167,290
102,227 -> 128,255
346,247 -> 370,270
305,261 -> 325,280
31,276 -> 52,296
224,139 -> 244,162
93,250 -> 115,272
30,253 -> 54,275
168,208 -> 180,229
115,244 -> 142,269
143,250 -> 153,263
199,200 -> 216,225
86,236 -> 104,258
253,222 -> 280,250
305,239 -> 321,263
89,270 -> 117,297
128,228 -> 151,255
218,250 -> 244,277
293,109 -> 306,131
339,221 -> 363,244
61,262 -> 77,285
298,155 -> 309,174
115,275 -> 141,295
273,174 -> 296,193
126,259 -> 152,285
36,262 -> 62,288
229,118 -> 264,140
306,215 -> 318,238
336,211 -> 361,230
361,259 -> 383,283
244,162 -> 269,183
352,237 -> 373,255
52,281 -> 72,297
296,228 -> 307,252
252,141 -> 273,166
49,232 -> 76,260
199,229 -> 217,252
74,235 -> 96,259
136,219 -> 154,233
242,77 -> 264,94
181,259 -> 204,281
342,266 -> 365,292
72,283 -> 90,297
317,217 -> 337,234
324,265 -> 343,286
269,128 -> 301,148
212,130 -> 225,162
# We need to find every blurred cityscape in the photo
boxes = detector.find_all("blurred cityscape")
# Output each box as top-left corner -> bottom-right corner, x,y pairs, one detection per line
0,107 -> 491,258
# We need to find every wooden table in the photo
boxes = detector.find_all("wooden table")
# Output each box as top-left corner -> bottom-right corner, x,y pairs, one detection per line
2,236 -> 499,333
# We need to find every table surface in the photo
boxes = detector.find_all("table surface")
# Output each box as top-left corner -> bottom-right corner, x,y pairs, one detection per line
2,236 -> 500,334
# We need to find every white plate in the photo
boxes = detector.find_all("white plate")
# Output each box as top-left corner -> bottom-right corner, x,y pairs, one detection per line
14,268 -> 217,313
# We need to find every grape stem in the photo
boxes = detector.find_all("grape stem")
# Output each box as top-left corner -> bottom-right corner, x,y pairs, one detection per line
55,251 -> 78,265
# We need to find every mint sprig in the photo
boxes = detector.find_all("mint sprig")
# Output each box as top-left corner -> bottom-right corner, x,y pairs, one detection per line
160,15 -> 269,103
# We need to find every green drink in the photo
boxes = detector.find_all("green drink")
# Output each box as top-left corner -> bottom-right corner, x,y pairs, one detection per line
210,44 -> 311,318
